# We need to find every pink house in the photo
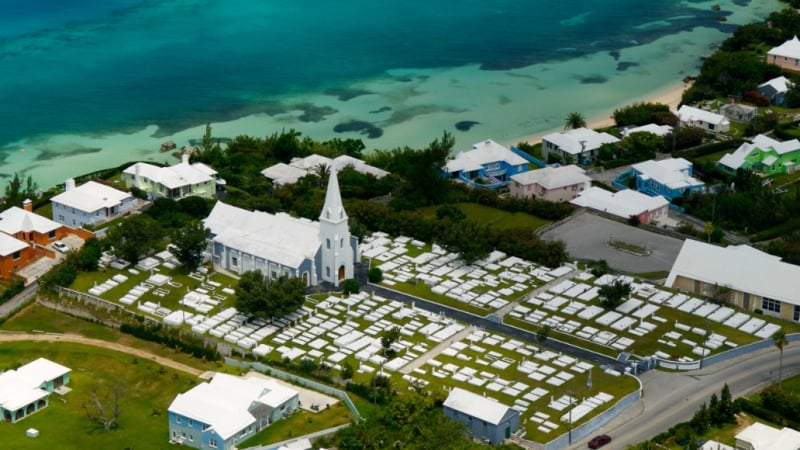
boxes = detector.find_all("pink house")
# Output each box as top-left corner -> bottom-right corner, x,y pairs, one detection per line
767,36 -> 800,71
509,165 -> 591,202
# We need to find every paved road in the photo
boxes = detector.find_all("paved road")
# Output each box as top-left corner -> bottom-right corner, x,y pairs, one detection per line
0,282 -> 38,319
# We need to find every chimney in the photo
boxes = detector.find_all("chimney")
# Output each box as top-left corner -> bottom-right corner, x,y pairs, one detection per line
182,152 -> 190,165
65,179 -> 76,191
22,199 -> 32,212
134,163 -> 142,188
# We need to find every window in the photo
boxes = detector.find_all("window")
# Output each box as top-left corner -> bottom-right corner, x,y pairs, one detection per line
188,419 -> 193,427
794,305 -> 800,322
763,297 -> 781,313
48,230 -> 56,239
326,266 -> 331,277
12,251 -> 20,261
340,238 -> 344,248
202,424 -> 210,431
176,416 -> 182,425
326,239 -> 331,249
210,438 -> 218,448
188,435 -> 193,442
271,270 -> 277,278
231,256 -> 238,267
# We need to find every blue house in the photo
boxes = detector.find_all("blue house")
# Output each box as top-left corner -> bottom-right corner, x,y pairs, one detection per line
443,140 -> 528,188
50,179 -> 136,228
168,373 -> 299,449
630,157 -> 705,200
443,387 -> 520,445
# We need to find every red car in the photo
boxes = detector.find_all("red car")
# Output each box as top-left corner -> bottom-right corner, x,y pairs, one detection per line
588,435 -> 612,449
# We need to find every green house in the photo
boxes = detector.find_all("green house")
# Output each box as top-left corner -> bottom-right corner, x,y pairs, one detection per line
718,134 -> 800,176
0,358 -> 71,423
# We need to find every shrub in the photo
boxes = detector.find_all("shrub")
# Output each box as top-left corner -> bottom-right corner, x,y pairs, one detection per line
367,267 -> 383,283
342,278 -> 360,295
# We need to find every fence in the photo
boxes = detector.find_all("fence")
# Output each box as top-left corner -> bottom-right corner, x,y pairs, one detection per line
612,169 -> 633,191
225,358 -> 361,421
655,332 -> 800,370
511,146 -> 548,168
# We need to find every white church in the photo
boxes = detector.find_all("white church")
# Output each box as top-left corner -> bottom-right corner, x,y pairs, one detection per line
203,170 -> 358,287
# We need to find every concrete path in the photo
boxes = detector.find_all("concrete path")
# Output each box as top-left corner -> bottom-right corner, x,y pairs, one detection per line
399,325 -> 475,374
494,271 -> 575,318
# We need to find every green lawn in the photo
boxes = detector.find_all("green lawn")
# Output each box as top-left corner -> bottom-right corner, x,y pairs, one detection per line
239,403 -> 352,447
419,203 -> 551,230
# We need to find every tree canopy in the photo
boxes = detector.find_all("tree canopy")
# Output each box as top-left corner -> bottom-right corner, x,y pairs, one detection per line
171,221 -> 209,271
598,280 -> 632,309
106,214 -> 163,263
234,272 -> 306,319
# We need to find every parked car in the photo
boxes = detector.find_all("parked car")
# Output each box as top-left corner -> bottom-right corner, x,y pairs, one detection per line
53,241 -> 69,253
588,435 -> 612,449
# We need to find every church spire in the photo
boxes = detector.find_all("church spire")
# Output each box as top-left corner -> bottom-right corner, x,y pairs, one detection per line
320,168 -> 347,223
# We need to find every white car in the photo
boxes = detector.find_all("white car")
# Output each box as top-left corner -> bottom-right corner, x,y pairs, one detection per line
53,241 -> 69,253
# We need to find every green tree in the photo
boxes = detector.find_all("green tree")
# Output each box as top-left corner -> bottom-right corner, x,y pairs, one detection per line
598,280 -> 632,309
588,259 -> 610,277
235,272 -> 306,319
2,172 -> 38,210
106,214 -> 162,263
537,324 -> 551,345
381,326 -> 402,358
718,383 -> 736,424
564,112 -> 587,130
171,221 -> 209,271
773,328 -> 788,389
367,267 -> 383,283
77,238 -> 103,272
340,361 -> 354,380
342,278 -> 360,295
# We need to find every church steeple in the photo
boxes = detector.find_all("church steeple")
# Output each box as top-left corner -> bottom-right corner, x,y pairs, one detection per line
318,168 -> 354,287
320,168 -> 347,223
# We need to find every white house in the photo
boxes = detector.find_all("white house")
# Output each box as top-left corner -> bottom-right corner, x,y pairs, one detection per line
0,357 -> 70,423
541,128 -> 620,163
442,387 -> 520,445
122,154 -> 220,200
622,123 -> 673,138
168,373 -> 299,450
261,154 -> 388,186
702,422 -> 800,450
570,187 -> 669,224
50,180 -> 136,227
443,139 -> 528,188
767,35 -> 800,71
758,76 -> 794,105
204,170 -> 357,287
509,165 -> 591,202
676,105 -> 730,133
666,240 -> 800,319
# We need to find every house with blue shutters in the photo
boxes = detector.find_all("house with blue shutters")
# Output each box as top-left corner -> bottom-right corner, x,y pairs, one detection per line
443,387 -> 520,445
168,373 -> 299,449
443,140 -> 528,188
630,157 -> 705,200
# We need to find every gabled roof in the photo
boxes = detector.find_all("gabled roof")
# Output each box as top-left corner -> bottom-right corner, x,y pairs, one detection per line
50,181 -> 132,212
622,123 -> 673,137
204,202 -> 322,268
0,232 -> 29,256
510,165 -> 590,189
718,134 -> 800,171
632,158 -> 704,190
677,105 -> 729,127
570,187 -> 668,218
16,357 -> 71,384
443,387 -> 516,425
768,36 -> 800,59
444,139 -> 528,173
0,358 -> 70,412
168,373 -> 298,441
736,422 -> 800,450
262,154 -> 388,185
758,76 -> 793,95
0,207 -> 61,235
261,163 -> 309,186
665,240 -> 800,305
541,128 -> 620,156
124,160 -> 214,190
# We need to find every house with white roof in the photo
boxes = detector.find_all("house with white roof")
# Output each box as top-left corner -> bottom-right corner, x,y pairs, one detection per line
443,387 -> 520,445
261,154 -> 389,186
621,123 -> 673,138
0,357 -> 71,423
630,157 -> 705,200
0,232 -> 33,278
570,187 -> 669,224
767,35 -> 800,71
442,139 -> 528,188
666,240 -> 800,318
758,76 -> 794,106
204,170 -> 357,287
50,179 -> 136,227
702,422 -> 800,450
509,165 -> 591,202
168,373 -> 299,450
718,134 -> 800,176
541,128 -> 620,164
122,154 -> 221,200
676,105 -> 730,133
718,103 -> 757,124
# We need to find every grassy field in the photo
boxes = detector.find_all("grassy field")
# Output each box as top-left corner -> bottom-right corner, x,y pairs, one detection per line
239,403 -> 352,447
419,203 -> 551,230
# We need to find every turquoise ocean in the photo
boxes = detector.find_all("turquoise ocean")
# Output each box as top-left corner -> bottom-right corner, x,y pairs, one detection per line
0,0 -> 783,188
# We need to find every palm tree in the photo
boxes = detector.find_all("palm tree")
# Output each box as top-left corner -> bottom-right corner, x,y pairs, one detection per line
564,112 -> 587,130
313,163 -> 331,188
773,328 -> 788,388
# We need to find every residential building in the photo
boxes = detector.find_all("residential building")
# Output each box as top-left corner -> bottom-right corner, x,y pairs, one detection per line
122,154 -> 220,200
204,170 -> 357,287
262,154 -> 389,186
0,358 -> 70,423
0,233 -> 34,279
703,422 -> 800,450
621,123 -> 673,138
443,387 -> 520,445
718,134 -> 800,176
168,373 -> 299,450
630,158 -> 705,200
50,179 -> 136,227
666,240 -> 800,319
767,35 -> 800,71
570,187 -> 669,224
0,203 -> 75,246
509,165 -> 591,202
757,76 -> 794,106
541,128 -> 620,164
676,105 -> 730,133
443,139 -> 528,188
718,103 -> 757,124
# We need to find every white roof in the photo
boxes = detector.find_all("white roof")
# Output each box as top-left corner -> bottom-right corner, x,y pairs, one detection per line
443,387 -> 514,425
570,187 -> 668,218
541,128 -> 620,156
622,123 -> 673,137
510,165 -> 590,189
632,158 -> 704,190
261,163 -> 310,186
719,134 -> 800,171
666,240 -> 800,305
262,154 -> 388,185
0,232 -> 29,256
332,155 -> 389,178
768,36 -> 800,59
169,373 -> 297,441
0,358 -> 70,412
758,76 -> 793,94
204,202 -> 321,268
50,181 -> 132,212
444,139 -> 528,173
0,207 -> 60,235
736,422 -> 800,450
124,160 -> 215,190
278,438 -> 312,450
677,105 -> 729,127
